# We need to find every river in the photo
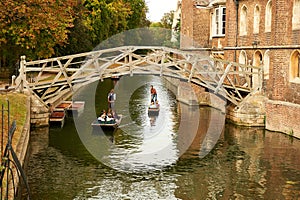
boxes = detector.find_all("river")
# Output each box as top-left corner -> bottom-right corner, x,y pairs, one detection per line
22,76 -> 300,199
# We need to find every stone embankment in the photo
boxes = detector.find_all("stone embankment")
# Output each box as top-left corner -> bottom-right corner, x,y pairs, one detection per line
164,77 -> 266,127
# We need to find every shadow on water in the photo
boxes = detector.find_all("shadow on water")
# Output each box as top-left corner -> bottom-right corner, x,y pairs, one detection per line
22,77 -> 300,200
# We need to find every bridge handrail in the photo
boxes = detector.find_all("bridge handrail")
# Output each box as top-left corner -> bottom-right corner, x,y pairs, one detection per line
17,45 -> 263,106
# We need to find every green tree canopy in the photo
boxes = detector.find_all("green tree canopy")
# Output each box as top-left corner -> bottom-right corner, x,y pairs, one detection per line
0,0 -> 149,77
0,0 -> 79,60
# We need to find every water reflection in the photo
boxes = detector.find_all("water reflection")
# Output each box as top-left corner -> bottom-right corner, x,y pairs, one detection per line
23,78 -> 300,200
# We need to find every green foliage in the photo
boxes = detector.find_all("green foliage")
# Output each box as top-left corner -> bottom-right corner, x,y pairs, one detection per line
125,0 -> 150,29
160,11 -> 174,29
0,0 -> 78,60
150,22 -> 163,28
0,0 -> 149,77
82,0 -> 148,45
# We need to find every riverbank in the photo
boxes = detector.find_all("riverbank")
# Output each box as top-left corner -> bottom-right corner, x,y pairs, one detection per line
0,91 -> 30,199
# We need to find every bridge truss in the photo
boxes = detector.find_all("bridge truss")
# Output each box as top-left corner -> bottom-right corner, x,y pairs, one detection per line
16,46 -> 262,107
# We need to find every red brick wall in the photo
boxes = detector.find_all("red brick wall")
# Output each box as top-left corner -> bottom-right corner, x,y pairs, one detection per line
266,100 -> 300,138
193,8 -> 210,48
223,0 -> 300,103
181,0 -> 300,99
181,0 -> 194,48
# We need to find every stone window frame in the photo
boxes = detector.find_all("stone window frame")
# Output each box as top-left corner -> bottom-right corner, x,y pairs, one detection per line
238,50 -> 248,75
265,0 -> 272,32
292,0 -> 300,30
240,5 -> 248,36
239,50 -> 247,65
263,50 -> 270,80
211,5 -> 226,37
253,4 -> 260,34
290,50 -> 300,83
252,50 -> 263,88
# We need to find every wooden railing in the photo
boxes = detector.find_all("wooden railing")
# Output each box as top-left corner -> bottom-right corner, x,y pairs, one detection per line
15,46 -> 262,107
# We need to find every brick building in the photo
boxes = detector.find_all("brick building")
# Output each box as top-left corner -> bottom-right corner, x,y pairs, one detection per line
180,0 -> 300,138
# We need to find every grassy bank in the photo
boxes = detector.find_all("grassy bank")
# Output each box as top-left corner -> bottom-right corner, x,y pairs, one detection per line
0,92 -> 28,153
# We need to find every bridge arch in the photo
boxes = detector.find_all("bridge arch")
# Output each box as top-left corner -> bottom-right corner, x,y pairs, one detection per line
15,46 -> 262,107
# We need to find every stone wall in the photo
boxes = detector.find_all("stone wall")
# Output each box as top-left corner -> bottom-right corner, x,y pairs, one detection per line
164,77 -> 226,112
30,95 -> 49,127
227,94 -> 267,127
266,100 -> 300,138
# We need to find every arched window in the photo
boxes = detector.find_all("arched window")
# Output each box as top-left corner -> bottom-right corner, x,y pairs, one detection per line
292,0 -> 300,30
253,5 -> 260,34
263,50 -> 270,80
239,50 -> 247,65
253,51 -> 263,88
239,51 -> 248,85
240,5 -> 248,35
265,0 -> 272,32
290,50 -> 300,82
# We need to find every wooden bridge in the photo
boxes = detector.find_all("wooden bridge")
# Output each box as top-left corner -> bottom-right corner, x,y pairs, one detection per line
15,46 -> 262,108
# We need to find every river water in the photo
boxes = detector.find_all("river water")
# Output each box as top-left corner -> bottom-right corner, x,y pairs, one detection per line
23,76 -> 300,199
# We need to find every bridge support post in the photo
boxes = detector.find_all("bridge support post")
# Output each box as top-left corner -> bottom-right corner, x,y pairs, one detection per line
226,93 -> 267,127
30,95 -> 49,127
18,56 -> 27,93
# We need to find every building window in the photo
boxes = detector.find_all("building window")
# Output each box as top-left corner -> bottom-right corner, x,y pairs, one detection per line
265,0 -> 272,32
239,50 -> 247,65
238,50 -> 247,73
240,5 -> 248,35
253,5 -> 260,34
292,0 -> 300,30
212,6 -> 226,37
263,50 -> 270,80
290,50 -> 300,82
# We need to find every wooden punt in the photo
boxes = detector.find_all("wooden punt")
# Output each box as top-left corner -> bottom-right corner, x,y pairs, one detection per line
148,105 -> 160,116
56,101 -> 72,111
91,115 -> 122,130
49,110 -> 66,128
68,101 -> 85,116
56,101 -> 85,116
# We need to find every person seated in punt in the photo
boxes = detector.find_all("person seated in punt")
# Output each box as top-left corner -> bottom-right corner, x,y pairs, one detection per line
106,111 -> 115,123
98,109 -> 107,122
98,109 -> 116,124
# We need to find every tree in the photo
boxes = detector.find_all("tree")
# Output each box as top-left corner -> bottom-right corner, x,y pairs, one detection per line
0,0 -> 79,60
83,0 -> 132,45
0,0 -> 149,77
160,11 -> 174,29
125,0 -> 150,29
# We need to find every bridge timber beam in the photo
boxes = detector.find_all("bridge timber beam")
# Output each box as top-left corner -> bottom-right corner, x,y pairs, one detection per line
15,46 -> 262,107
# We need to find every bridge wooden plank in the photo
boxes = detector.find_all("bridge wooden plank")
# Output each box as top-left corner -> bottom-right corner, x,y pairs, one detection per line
18,46 -> 259,106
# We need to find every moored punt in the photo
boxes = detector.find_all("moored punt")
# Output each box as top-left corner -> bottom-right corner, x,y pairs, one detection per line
68,101 -> 85,116
111,75 -> 120,80
49,110 -> 66,128
56,101 -> 72,111
56,101 -> 85,116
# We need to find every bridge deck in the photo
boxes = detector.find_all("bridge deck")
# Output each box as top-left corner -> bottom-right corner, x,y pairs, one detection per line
16,46 -> 262,107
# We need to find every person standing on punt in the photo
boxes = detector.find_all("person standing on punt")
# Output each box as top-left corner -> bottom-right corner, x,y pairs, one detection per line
108,89 -> 116,112
150,85 -> 157,103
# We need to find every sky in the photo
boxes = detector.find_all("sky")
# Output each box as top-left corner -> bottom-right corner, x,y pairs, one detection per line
146,0 -> 179,22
